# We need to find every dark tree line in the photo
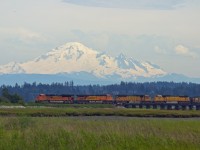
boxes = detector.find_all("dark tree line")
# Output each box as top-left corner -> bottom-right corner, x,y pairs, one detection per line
0,87 -> 24,104
0,81 -> 200,102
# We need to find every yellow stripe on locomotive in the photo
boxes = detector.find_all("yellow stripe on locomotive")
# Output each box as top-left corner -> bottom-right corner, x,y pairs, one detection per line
84,95 -> 113,101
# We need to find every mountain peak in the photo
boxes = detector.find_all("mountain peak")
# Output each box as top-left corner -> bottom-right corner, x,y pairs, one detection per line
61,42 -> 88,49
56,42 -> 90,51
52,42 -> 98,56
63,42 -> 86,47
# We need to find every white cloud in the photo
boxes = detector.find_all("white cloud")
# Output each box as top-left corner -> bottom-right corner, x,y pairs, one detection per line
0,27 -> 46,43
16,28 -> 44,41
174,45 -> 198,58
154,46 -> 167,54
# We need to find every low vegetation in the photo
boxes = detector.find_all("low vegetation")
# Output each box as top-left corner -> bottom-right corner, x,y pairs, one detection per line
1,107 -> 200,117
0,117 -> 200,150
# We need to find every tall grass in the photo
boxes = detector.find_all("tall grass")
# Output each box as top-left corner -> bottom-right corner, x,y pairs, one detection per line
0,117 -> 200,150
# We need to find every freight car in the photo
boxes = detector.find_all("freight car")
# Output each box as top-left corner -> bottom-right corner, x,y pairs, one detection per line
75,95 -> 113,104
154,95 -> 190,104
191,97 -> 200,103
115,95 -> 151,104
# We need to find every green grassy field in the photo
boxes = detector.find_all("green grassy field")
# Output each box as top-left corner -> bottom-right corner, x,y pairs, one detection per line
1,107 -> 200,117
0,117 -> 200,150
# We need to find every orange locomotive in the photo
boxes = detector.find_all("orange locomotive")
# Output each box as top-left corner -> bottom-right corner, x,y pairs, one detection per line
35,94 -> 113,104
36,94 -> 74,103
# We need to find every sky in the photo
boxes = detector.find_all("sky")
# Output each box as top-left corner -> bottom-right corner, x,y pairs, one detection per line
0,0 -> 200,77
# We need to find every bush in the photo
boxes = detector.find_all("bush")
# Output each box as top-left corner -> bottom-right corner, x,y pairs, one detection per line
0,96 -> 10,103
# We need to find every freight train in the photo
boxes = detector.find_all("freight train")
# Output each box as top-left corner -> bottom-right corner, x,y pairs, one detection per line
35,94 -> 200,104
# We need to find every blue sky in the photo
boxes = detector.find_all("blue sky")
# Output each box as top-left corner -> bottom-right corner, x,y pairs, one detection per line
0,0 -> 200,77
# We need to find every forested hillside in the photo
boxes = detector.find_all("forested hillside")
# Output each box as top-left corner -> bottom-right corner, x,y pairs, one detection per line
0,81 -> 200,102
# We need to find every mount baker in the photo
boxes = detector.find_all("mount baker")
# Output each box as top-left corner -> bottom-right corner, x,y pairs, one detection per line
0,42 -> 166,78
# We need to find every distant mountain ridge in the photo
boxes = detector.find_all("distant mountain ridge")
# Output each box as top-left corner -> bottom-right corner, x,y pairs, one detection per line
0,73 -> 199,86
0,42 -> 199,85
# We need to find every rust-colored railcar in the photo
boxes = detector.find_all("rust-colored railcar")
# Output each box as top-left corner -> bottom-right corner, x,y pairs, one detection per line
35,94 -> 73,103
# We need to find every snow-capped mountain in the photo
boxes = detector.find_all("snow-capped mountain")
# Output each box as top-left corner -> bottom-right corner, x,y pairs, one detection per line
0,42 -> 166,78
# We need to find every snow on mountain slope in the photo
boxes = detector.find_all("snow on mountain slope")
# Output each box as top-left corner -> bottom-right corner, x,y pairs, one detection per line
0,62 -> 25,74
0,42 -> 166,78
21,42 -> 100,74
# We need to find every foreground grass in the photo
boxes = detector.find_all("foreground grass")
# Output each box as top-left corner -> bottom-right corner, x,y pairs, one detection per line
0,117 -> 200,150
0,107 -> 200,118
